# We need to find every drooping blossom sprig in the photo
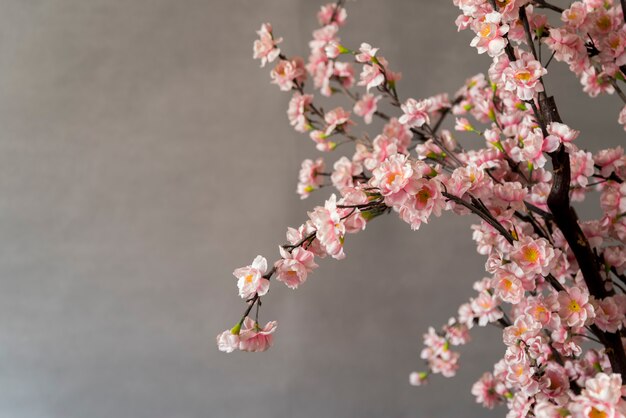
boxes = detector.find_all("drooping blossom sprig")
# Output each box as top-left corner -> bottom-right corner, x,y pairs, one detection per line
219,1 -> 626,417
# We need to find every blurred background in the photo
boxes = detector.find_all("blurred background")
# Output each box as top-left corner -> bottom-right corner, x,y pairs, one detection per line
0,0 -> 622,417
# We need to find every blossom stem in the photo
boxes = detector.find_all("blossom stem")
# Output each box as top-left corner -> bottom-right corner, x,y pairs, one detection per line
532,0 -> 565,13
442,191 -> 515,243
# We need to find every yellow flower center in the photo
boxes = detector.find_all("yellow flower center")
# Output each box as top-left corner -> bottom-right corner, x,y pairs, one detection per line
417,188 -> 432,204
569,300 -> 581,313
515,70 -> 532,82
479,24 -> 492,38
245,274 -> 254,283
596,16 -> 611,31
589,407 -> 607,418
523,247 -> 539,263
387,172 -> 399,185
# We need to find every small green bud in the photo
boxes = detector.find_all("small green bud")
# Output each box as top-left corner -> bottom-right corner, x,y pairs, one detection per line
337,44 -> 350,54
231,322 -> 242,335
361,210 -> 378,221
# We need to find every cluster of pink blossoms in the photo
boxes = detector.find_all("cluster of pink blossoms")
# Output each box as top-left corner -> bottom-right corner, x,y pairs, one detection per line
220,1 -> 626,416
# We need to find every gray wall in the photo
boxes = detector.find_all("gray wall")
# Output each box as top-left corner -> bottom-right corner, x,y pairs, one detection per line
0,1 -> 622,417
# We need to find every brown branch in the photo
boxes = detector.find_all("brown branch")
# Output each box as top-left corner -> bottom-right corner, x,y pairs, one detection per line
540,93 -> 626,378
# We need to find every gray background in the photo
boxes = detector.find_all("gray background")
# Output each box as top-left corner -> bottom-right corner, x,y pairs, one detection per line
0,0 -> 622,417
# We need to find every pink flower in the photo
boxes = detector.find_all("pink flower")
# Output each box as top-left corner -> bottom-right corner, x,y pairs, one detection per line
353,93 -> 381,124
492,270 -> 524,304
317,3 -> 347,26
570,149 -> 595,189
308,194 -> 346,260
502,314 -> 541,347
399,98 -> 431,128
561,2 -> 587,28
504,345 -> 536,393
370,154 -> 414,206
253,23 -> 282,67
539,362 -> 569,399
493,181 -> 528,211
216,329 -> 240,353
331,156 -> 363,193
238,317 -> 277,352
358,63 -> 385,91
470,12 -> 510,57
546,122 -> 579,147
382,117 -> 412,153
471,290 -> 503,326
233,255 -> 270,300
363,135 -> 398,171
503,51 -> 547,101
270,57 -> 306,91
593,296 -> 623,333
409,371 -> 429,386
355,43 -> 379,63
580,68 -> 615,98
595,147 -> 625,178
275,247 -> 318,289
287,92 -> 313,133
570,373 -> 624,418
324,107 -> 352,136
544,27 -> 586,65
509,127 -> 556,168
398,177 -> 445,230
557,286 -> 595,328
297,158 -> 325,199
286,221 -> 326,258
509,236 -> 555,277
471,372 -> 501,409
455,117 -> 475,132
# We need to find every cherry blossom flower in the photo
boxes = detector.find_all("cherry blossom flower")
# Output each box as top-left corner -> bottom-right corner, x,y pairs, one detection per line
569,373 -> 625,418
353,93 -> 381,124
275,247 -> 318,289
370,154 -> 414,202
317,3 -> 347,26
471,372 -> 501,409
470,12 -> 510,57
510,236 -> 555,277
355,43 -> 379,63
557,286 -> 595,328
358,63 -> 385,91
331,156 -> 363,193
238,317 -> 277,352
297,158 -> 325,199
287,92 -> 313,133
216,329 -> 240,353
233,255 -> 270,300
308,194 -> 346,260
253,23 -> 282,67
503,51 -> 547,101
399,98 -> 431,128
270,57 -> 306,91
324,107 -> 353,136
